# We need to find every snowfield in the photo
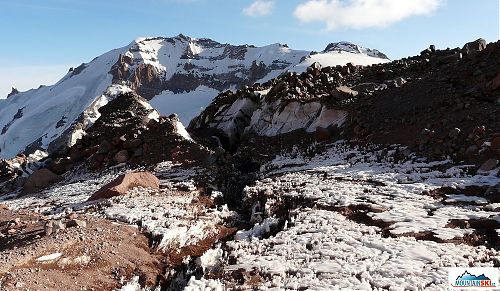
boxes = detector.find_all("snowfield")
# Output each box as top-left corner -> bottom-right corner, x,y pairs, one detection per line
213,142 -> 499,290
2,142 -> 497,290
150,86 -> 220,125
291,50 -> 390,73
0,47 -> 125,159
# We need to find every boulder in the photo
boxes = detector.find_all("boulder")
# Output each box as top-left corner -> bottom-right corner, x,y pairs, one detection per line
22,169 -> 63,194
395,77 -> 407,87
53,220 -> 66,233
335,86 -> 359,98
67,219 -> 87,228
485,183 -> 500,203
97,140 -> 112,154
439,52 -> 462,64
88,172 -> 159,201
462,38 -> 486,55
307,62 -> 322,73
479,159 -> 499,172
70,148 -> 83,162
114,150 -> 129,163
44,221 -> 53,236
492,137 -> 500,150
491,73 -> 500,91
123,138 -> 143,150
420,48 -> 431,56
448,128 -> 461,139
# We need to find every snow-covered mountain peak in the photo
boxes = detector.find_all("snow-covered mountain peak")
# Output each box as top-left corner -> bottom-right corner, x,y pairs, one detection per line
0,35 -> 389,160
323,41 -> 389,60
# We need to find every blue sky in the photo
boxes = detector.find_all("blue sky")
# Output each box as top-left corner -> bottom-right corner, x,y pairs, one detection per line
0,0 -> 498,97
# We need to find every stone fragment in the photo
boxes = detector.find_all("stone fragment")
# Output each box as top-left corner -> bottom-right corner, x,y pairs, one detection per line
479,159 -> 499,172
88,172 -> 160,201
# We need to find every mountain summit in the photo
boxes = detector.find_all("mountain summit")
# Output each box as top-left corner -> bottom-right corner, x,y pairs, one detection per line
0,35 -> 388,159
323,41 -> 389,60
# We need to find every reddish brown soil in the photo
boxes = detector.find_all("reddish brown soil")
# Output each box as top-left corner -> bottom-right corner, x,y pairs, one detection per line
0,208 -> 164,291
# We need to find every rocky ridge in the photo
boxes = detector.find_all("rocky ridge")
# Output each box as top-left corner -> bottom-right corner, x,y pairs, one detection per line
190,38 -> 499,167
48,92 -> 209,174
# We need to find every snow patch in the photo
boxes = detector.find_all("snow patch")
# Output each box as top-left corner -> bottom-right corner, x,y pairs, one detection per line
37,253 -> 62,262
185,277 -> 224,291
235,218 -> 280,242
197,247 -> 223,274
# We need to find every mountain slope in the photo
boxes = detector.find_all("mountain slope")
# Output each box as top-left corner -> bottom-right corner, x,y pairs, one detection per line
0,48 -> 127,160
189,39 -> 499,166
0,39 -> 498,291
0,35 -> 389,159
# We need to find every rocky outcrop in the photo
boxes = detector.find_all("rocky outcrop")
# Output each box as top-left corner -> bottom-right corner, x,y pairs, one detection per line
0,153 -> 47,195
49,92 -> 209,173
88,172 -> 159,201
107,36 -> 390,102
0,34 -> 388,161
247,100 -> 348,137
6,88 -> 19,98
323,41 -> 389,60
191,39 -> 500,168
130,64 -> 164,100
189,63 -> 358,146
1,108 -> 24,135
110,54 -> 133,83
22,169 -> 62,194
462,38 -> 487,55
107,36 -> 311,101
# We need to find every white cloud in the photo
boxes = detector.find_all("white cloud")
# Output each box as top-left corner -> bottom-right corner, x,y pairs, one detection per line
0,65 -> 71,99
243,0 -> 275,17
294,0 -> 443,30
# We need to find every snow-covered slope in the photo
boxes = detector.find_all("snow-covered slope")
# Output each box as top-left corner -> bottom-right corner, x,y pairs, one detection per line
291,41 -> 390,72
0,48 -> 128,160
291,51 -> 390,72
0,35 -> 389,159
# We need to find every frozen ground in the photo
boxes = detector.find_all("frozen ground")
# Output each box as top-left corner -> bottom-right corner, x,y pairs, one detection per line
1,142 -> 498,290
0,161 -> 237,256
195,142 -> 500,290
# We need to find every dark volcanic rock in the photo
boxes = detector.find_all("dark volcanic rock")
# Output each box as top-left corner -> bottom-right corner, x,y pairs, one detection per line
462,38 -> 487,55
6,88 -> 19,98
48,92 -> 210,172
191,39 -> 500,166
